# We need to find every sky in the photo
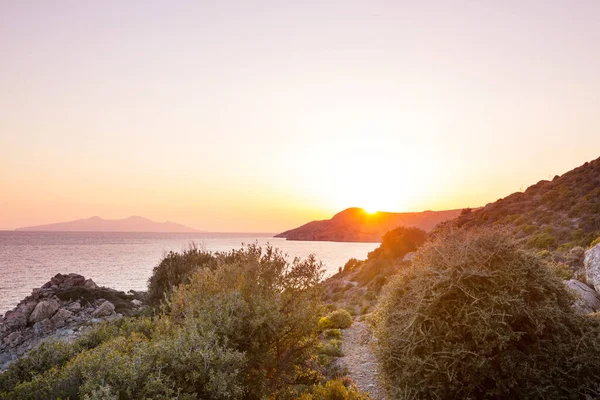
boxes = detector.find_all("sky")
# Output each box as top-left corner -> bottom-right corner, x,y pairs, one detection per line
1,1 -> 599,232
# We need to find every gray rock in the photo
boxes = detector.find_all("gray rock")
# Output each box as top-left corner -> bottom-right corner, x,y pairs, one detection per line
62,273 -> 86,288
91,301 -> 115,318
3,301 -> 36,329
33,318 -> 53,334
84,279 -> 98,289
564,279 -> 600,314
50,308 -> 73,328
131,299 -> 143,307
29,299 -> 60,323
67,301 -> 82,312
3,332 -> 22,346
585,244 -> 600,292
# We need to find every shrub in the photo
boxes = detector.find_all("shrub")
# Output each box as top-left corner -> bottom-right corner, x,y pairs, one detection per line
319,339 -> 343,357
318,317 -> 334,331
326,310 -> 353,329
368,226 -> 427,260
147,244 -> 214,304
298,379 -> 370,400
527,231 -> 557,249
323,329 -> 342,340
2,245 -> 325,400
591,236 -> 600,248
375,227 -> 600,399
548,261 -> 574,281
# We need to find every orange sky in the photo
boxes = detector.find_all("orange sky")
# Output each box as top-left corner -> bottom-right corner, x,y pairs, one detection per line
1,1 -> 600,232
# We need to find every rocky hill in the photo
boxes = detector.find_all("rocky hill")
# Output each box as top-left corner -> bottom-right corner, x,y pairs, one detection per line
275,207 -> 463,242
17,216 -> 199,233
448,156 -> 600,251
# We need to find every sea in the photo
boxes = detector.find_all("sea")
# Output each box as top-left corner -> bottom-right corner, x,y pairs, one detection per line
0,231 -> 379,316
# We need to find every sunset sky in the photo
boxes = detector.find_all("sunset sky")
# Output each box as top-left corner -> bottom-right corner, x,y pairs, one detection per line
1,1 -> 599,232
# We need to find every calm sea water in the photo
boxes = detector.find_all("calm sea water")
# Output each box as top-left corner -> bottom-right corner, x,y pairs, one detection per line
0,231 -> 378,316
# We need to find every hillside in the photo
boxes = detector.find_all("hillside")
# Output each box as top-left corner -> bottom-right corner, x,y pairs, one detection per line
16,216 -> 199,233
275,207 -> 463,242
449,156 -> 600,250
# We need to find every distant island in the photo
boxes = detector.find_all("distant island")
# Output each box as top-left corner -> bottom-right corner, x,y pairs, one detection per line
16,216 -> 199,233
276,207 -> 463,242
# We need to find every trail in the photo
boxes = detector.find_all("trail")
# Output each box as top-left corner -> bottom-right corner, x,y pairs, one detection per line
341,319 -> 385,399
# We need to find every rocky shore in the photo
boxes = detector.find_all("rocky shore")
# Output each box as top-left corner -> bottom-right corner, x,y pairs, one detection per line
0,273 -> 147,371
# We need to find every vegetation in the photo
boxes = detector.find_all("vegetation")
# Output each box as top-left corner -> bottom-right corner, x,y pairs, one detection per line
375,227 -> 600,399
1,245 -> 373,399
450,156 -> 600,252
146,243 -> 214,304
366,226 -> 426,260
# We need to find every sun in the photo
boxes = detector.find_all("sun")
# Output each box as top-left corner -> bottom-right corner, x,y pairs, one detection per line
362,206 -> 379,214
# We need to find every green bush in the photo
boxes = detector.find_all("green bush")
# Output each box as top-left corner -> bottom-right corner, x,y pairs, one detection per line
527,231 -> 557,249
548,261 -> 574,281
319,339 -> 343,357
147,244 -> 214,304
323,329 -> 342,340
318,317 -> 334,331
368,226 -> 427,260
375,227 -> 600,399
1,245 -> 325,400
326,309 -> 353,329
297,379 -> 370,400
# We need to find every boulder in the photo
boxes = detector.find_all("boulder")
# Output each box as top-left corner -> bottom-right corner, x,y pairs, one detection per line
564,279 -> 600,315
33,318 -> 53,334
62,274 -> 86,288
3,301 -> 36,329
84,279 -> 98,289
131,299 -> 143,307
584,244 -> 600,292
29,299 -> 60,324
50,308 -> 73,328
91,301 -> 115,318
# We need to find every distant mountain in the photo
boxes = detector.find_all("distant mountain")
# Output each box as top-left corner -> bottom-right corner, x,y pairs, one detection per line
16,216 -> 199,233
448,156 -> 600,250
275,208 -> 463,242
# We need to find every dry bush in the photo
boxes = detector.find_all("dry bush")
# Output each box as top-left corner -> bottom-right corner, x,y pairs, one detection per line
375,227 -> 600,399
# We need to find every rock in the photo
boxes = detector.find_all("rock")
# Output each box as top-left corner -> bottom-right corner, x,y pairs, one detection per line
3,332 -> 22,346
67,301 -> 82,312
62,274 -> 86,288
33,318 -> 53,334
131,299 -> 143,307
564,279 -> 600,314
84,279 -> 98,289
29,299 -> 60,324
50,308 -> 73,328
3,301 -> 36,329
584,244 -> 600,292
91,301 -> 115,318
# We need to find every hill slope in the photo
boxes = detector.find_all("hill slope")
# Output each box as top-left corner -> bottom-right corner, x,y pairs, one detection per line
16,216 -> 199,233
449,156 -> 600,250
275,208 -> 463,242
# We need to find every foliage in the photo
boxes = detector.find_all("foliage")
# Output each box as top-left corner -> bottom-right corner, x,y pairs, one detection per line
323,329 -> 342,340
591,235 -> 600,248
375,227 -> 600,399
326,310 -> 353,329
548,261 -> 574,281
451,156 -> 600,251
297,379 -> 371,400
1,245 -> 325,400
367,226 -> 427,260
320,339 -> 343,357
147,243 -> 215,304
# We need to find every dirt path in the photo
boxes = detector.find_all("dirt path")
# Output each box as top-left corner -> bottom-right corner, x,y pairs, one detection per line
341,319 -> 385,399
